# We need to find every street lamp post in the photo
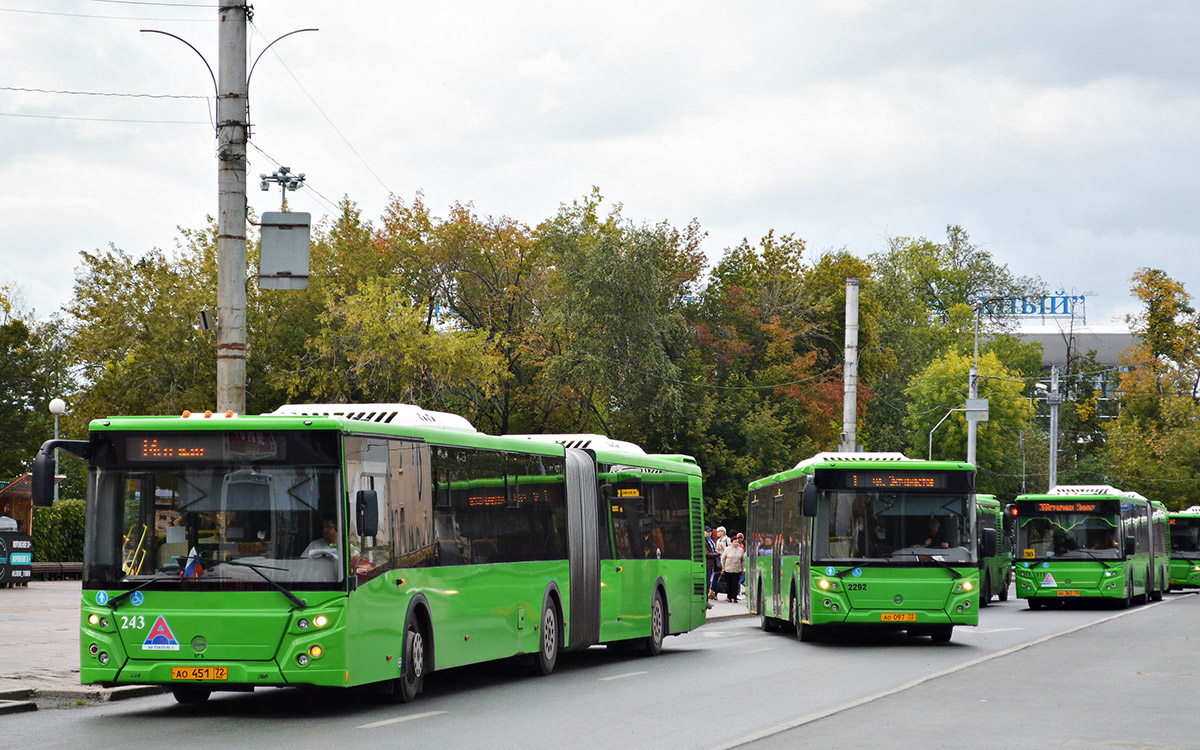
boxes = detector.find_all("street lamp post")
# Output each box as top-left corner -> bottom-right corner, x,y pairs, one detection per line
929,408 -> 966,461
48,398 -> 66,502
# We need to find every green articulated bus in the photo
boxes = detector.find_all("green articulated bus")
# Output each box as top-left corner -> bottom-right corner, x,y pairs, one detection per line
1013,485 -> 1169,608
975,494 -> 1011,605
1168,507 -> 1200,590
746,452 -> 988,644
32,404 -> 706,704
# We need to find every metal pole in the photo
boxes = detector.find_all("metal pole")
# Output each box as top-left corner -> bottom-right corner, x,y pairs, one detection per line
841,277 -> 860,453
53,415 -> 59,502
966,305 -> 980,466
929,408 -> 965,461
216,2 -> 248,413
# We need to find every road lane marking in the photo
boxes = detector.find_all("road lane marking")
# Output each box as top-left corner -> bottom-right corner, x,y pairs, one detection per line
358,710 -> 446,729
599,670 -> 648,681
709,596 -> 1183,750
745,647 -> 777,654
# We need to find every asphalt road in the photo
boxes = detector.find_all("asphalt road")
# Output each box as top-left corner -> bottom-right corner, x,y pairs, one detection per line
3,587 -> 1198,750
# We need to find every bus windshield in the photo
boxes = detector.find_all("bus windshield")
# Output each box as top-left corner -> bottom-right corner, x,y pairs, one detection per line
1016,500 -> 1121,560
1170,517 -> 1200,557
84,431 -> 344,588
813,490 -> 975,564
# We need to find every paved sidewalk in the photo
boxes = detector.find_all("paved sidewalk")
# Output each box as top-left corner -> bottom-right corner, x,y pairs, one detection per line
0,580 -> 750,713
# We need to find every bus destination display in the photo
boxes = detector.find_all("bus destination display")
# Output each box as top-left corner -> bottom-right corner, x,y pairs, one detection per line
125,432 -> 280,462
844,471 -> 947,489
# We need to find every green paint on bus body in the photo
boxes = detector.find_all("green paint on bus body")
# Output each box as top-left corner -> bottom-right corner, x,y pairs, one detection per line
1167,511 -> 1200,589
69,408 -> 706,696
974,494 -> 1011,605
1012,488 -> 1168,606
746,453 -> 980,643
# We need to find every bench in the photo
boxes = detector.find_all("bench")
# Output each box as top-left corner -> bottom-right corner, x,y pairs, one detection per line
30,562 -> 83,581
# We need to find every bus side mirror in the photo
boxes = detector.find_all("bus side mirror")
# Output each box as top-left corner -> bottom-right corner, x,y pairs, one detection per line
31,439 -> 89,507
1124,535 -> 1136,557
356,489 -> 379,538
802,480 -> 818,517
982,527 -> 998,558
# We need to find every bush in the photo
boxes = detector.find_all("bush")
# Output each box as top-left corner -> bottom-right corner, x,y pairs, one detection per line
32,498 -> 86,562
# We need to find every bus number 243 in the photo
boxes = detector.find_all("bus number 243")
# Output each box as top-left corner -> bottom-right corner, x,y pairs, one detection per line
120,615 -> 146,629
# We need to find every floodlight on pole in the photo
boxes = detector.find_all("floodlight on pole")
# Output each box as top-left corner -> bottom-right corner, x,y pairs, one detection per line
260,166 -> 306,210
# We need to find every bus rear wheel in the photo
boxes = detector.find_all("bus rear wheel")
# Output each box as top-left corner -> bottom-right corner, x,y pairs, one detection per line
758,588 -> 781,632
930,625 -> 953,643
644,591 -> 666,656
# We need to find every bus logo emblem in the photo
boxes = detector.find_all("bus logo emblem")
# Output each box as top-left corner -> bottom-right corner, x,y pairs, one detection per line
1042,573 -> 1057,587
143,616 -> 181,651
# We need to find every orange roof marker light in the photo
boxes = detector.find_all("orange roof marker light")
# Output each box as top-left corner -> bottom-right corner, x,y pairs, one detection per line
181,410 -> 191,418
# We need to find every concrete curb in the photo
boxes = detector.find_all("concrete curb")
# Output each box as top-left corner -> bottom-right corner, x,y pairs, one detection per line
0,684 -> 167,713
0,699 -> 37,715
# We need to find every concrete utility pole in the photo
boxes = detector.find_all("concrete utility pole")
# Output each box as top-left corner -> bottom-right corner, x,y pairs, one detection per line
840,277 -> 860,453
966,307 -> 980,467
216,2 -> 249,414
1047,366 -> 1062,490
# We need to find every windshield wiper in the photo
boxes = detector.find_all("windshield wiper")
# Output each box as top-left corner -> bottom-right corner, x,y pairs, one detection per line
185,556 -> 307,610
915,554 -> 963,579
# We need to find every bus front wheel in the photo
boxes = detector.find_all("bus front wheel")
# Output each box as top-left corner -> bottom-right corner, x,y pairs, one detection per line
791,594 -> 817,642
392,620 -> 426,702
930,625 -> 953,643
980,572 -> 991,608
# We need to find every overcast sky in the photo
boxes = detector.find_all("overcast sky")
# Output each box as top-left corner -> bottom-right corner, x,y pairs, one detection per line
3,1 -> 1198,329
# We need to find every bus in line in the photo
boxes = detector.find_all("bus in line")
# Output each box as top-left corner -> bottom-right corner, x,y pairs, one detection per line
33,403 -> 706,704
975,494 -> 1011,605
1012,485 -> 1168,608
1168,507 -> 1200,590
746,452 -> 989,644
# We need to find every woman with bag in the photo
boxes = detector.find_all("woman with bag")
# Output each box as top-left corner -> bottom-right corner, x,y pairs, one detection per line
720,533 -> 746,604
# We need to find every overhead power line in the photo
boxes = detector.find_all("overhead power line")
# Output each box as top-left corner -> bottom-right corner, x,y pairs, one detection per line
0,85 -> 208,100
0,6 -> 210,21
0,111 -> 208,124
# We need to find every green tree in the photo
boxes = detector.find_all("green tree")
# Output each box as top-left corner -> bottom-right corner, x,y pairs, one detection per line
904,350 -> 1034,497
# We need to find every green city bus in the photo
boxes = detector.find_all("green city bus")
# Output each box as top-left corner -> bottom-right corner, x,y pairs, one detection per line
975,494 -> 1011,605
746,452 -> 988,644
1168,507 -> 1200,590
1013,485 -> 1168,608
32,404 -> 707,704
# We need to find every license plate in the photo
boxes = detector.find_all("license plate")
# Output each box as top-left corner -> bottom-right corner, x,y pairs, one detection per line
881,613 -> 917,622
171,666 -> 228,681
1056,590 -> 1080,597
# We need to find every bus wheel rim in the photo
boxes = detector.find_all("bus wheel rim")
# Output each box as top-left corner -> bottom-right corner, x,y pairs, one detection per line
542,607 -> 556,659
409,630 -> 424,679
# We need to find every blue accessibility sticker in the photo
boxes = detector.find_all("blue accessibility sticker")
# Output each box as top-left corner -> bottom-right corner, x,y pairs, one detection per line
131,591 -> 144,606
852,568 -> 862,577
96,591 -> 109,606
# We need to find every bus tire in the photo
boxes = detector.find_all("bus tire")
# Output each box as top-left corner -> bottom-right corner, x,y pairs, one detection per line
1028,598 -> 1043,610
930,626 -> 953,643
980,572 -> 991,607
1121,575 -> 1134,609
393,619 -> 426,702
643,590 -> 667,656
791,593 -> 817,642
534,595 -> 562,674
999,572 -> 1010,602
172,686 -> 211,704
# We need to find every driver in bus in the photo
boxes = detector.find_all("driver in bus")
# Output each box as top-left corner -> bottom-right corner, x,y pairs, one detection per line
303,517 -> 339,558
923,516 -> 949,548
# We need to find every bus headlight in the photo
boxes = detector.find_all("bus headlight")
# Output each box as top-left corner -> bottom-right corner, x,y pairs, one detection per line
818,579 -> 831,591
314,615 -> 329,628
